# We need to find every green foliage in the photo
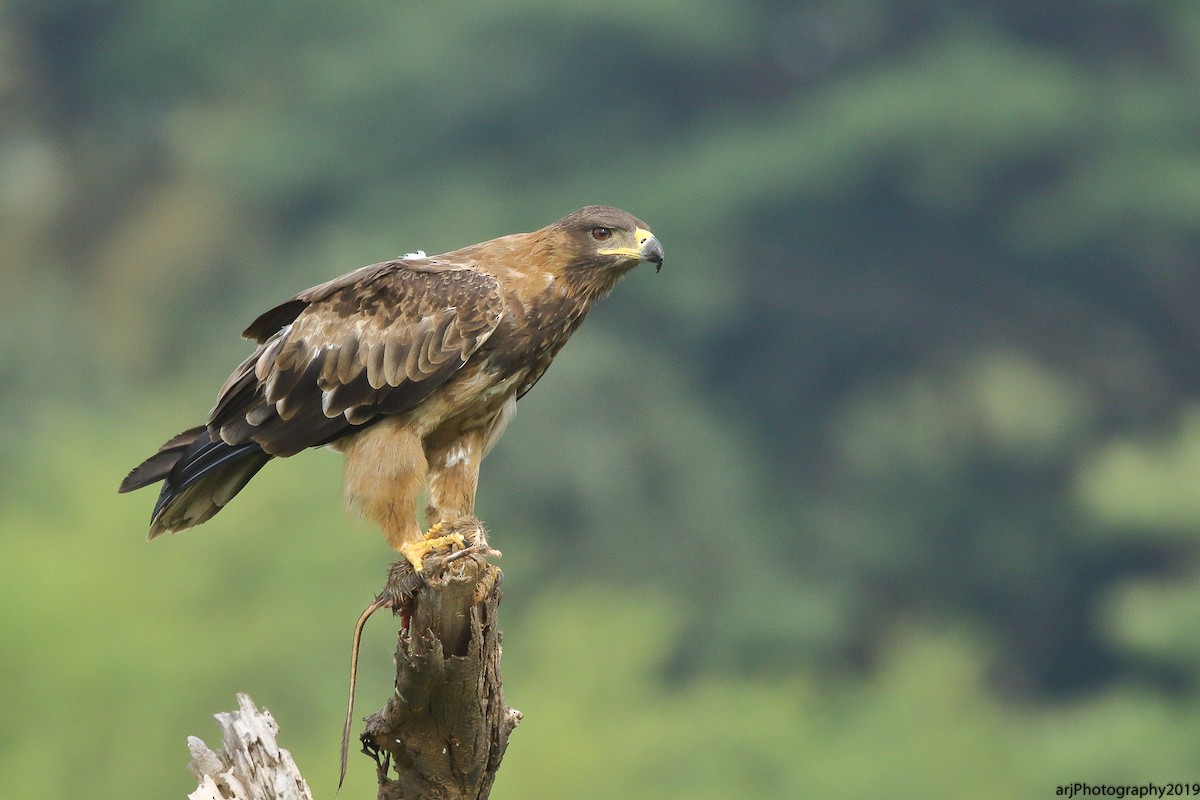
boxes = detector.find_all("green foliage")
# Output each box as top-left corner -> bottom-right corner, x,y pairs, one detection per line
1078,405 -> 1200,535
5,0 -> 1200,795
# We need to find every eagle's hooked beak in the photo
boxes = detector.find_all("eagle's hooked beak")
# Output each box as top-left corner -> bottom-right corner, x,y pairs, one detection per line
637,228 -> 665,273
599,227 -> 664,272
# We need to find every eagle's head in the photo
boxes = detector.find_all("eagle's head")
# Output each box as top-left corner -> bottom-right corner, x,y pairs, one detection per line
551,205 -> 664,275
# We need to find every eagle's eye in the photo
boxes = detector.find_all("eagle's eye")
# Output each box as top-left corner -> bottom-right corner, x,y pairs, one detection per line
591,227 -> 613,242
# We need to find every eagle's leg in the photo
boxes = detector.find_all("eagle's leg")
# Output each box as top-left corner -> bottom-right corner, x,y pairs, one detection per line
424,432 -> 487,528
390,431 -> 491,572
341,421 -> 451,572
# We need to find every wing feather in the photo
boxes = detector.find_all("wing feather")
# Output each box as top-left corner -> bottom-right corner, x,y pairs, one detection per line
384,329 -> 408,386
334,334 -> 360,384
208,260 -> 504,457
366,341 -> 388,390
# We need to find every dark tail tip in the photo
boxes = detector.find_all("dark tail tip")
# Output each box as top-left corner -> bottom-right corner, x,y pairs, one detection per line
119,426 -> 208,493
122,426 -> 271,536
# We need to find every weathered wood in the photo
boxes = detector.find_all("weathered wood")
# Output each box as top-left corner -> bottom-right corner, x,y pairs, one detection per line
356,544 -> 522,800
187,693 -> 313,800
187,530 -> 518,798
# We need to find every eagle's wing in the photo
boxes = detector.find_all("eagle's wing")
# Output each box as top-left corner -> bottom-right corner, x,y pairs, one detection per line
209,258 -> 505,457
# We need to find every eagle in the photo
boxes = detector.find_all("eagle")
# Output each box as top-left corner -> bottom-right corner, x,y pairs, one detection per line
119,206 -> 663,570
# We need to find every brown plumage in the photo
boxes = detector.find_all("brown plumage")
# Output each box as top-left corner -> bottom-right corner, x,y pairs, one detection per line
119,205 -> 663,567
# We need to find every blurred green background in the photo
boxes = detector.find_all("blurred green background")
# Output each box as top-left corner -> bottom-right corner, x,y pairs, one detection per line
4,0 -> 1200,797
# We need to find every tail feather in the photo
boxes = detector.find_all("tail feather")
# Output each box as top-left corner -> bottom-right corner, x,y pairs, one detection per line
119,426 -> 207,493
119,426 -> 272,537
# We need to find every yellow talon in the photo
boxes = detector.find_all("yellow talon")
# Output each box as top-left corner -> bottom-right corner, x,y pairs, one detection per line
400,529 -> 466,573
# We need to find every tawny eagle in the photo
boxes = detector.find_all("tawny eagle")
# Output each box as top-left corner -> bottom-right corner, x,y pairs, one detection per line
119,206 -> 663,569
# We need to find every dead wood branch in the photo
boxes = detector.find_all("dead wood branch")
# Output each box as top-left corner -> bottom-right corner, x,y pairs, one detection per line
187,693 -> 313,800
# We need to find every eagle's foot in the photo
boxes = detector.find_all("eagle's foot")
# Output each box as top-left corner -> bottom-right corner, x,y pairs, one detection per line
400,530 -> 467,574
443,515 -> 490,548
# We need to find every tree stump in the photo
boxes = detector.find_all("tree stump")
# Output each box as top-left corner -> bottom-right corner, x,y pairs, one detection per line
186,542 -> 519,799
357,546 -> 522,799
